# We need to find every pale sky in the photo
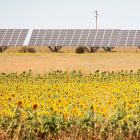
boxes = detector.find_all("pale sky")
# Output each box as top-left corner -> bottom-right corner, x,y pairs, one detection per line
0,0 -> 140,45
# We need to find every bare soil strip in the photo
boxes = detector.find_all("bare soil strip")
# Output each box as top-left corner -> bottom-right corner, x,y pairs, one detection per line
0,53 -> 140,75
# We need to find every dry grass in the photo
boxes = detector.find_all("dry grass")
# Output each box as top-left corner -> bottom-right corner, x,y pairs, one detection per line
0,53 -> 140,75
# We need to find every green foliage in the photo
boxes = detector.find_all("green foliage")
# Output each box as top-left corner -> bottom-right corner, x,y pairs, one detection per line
75,46 -> 85,54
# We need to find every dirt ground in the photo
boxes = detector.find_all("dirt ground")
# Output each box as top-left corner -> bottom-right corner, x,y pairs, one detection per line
0,53 -> 140,75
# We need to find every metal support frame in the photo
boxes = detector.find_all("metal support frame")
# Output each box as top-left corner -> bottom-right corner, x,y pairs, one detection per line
47,46 -> 62,52
84,47 -> 99,53
102,47 -> 114,52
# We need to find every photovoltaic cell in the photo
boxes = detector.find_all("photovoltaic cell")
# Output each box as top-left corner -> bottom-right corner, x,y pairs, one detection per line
85,30 -> 95,46
29,29 -> 39,46
49,29 -> 60,46
117,30 -> 140,47
79,30 -> 89,46
71,29 -> 82,46
109,30 -> 121,47
101,30 -> 112,47
93,30 -> 105,47
118,30 -> 129,46
36,30 -> 46,46
63,29 -> 74,46
0,29 -> 28,47
134,30 -> 140,46
56,29 -> 67,46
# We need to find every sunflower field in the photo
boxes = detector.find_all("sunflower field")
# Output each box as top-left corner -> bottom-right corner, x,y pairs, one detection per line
0,69 -> 140,140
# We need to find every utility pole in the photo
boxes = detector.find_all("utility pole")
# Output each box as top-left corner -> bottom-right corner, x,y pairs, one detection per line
95,11 -> 99,30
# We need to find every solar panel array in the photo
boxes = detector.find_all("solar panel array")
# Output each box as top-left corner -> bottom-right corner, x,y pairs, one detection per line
0,29 -> 28,47
118,30 -> 140,46
0,29 -> 140,48
28,29 -> 121,47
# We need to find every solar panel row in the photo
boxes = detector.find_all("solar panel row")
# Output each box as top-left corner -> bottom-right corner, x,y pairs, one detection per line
0,29 -> 29,47
28,29 -> 121,47
0,29 -> 140,48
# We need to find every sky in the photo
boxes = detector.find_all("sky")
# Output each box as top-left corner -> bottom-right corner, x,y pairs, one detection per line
0,0 -> 140,45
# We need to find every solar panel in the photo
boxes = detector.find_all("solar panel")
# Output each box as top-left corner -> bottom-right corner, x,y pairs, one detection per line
117,30 -> 140,47
133,30 -> 140,46
86,29 -> 96,46
93,30 -> 105,47
109,29 -> 121,47
28,29 -> 121,48
101,29 -> 112,47
63,29 -> 75,46
0,29 -> 28,47
28,29 -> 39,46
56,29 -> 67,46
43,29 -> 53,46
79,29 -> 90,46
118,30 -> 129,46
49,29 -> 60,46
0,30 -> 7,46
36,30 -> 46,46
70,29 -> 82,46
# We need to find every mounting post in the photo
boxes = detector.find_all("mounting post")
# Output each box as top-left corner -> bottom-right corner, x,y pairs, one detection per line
95,11 -> 99,30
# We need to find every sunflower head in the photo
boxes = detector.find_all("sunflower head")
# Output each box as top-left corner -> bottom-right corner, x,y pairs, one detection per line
23,71 -> 26,74
99,106 -> 106,114
65,70 -> 68,74
17,100 -> 23,107
32,103 -> 39,110
41,104 -> 44,109
80,104 -> 85,108
64,112 -> 69,120
8,97 -> 12,101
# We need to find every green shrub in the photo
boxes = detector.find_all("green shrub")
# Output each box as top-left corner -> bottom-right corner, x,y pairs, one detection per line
27,47 -> 36,53
75,46 -> 84,54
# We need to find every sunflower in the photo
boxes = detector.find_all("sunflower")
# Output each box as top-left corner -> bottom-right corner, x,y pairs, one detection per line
32,103 -> 39,110
80,104 -> 85,108
72,108 -> 78,115
8,97 -> 12,101
23,71 -> 26,74
53,103 -> 58,113
40,104 -> 44,109
80,113 -> 84,118
22,111 -> 26,119
136,99 -> 140,103
72,107 -> 80,116
133,110 -> 137,114
126,115 -> 131,119
17,100 -> 23,107
59,110 -> 63,114
99,106 -> 106,114
65,70 -> 68,74
43,111 -> 50,116
64,112 -> 69,120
